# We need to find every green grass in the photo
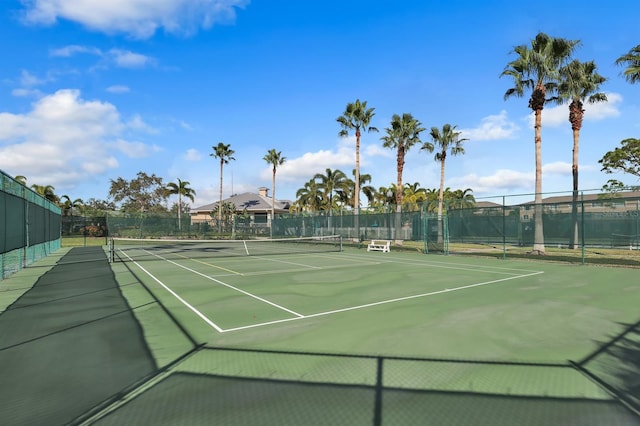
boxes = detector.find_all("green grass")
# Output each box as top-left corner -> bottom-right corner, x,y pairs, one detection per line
61,236 -> 108,247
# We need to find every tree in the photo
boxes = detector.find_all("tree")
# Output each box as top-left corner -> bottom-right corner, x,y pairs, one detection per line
210,142 -> 235,232
30,184 -> 59,203
344,169 -> 375,209
108,172 -> 166,212
313,168 -> 349,216
599,138 -> 640,186
337,99 -> 378,217
426,124 -> 468,243
501,32 -> 579,254
263,149 -> 286,218
14,175 -> 27,185
402,182 -> 428,210
558,59 -> 607,248
381,113 -> 426,210
59,195 -> 84,216
616,44 -> 640,84
294,178 -> 324,212
448,188 -> 476,209
164,179 -> 196,230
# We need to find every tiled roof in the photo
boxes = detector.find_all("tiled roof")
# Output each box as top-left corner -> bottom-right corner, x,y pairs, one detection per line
191,192 -> 291,213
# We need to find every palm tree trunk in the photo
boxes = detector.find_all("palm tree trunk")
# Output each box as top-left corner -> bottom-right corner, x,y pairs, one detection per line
271,169 -> 276,229
219,161 -> 223,233
354,130 -> 361,239
570,127 -> 580,249
533,109 -> 545,254
437,159 -> 446,244
178,193 -> 182,231
396,146 -> 405,240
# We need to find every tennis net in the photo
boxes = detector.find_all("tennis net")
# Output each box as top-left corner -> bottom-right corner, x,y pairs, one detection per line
109,235 -> 343,262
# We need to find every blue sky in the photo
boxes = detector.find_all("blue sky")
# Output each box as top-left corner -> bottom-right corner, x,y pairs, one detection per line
1,0 -> 639,209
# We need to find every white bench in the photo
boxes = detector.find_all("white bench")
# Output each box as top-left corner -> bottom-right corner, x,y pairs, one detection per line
367,240 -> 391,253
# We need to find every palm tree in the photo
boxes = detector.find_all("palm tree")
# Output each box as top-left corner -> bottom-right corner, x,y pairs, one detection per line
313,168 -> 349,216
31,184 -> 59,203
616,44 -> 640,84
381,113 -> 426,211
402,182 -> 428,210
449,188 -> 476,209
263,149 -> 286,219
558,59 -> 607,248
337,99 -> 378,217
164,179 -> 196,230
345,169 -> 375,209
501,32 -> 579,255
15,175 -> 27,185
59,195 -> 84,216
295,178 -> 324,212
210,142 -> 235,232
426,124 -> 468,243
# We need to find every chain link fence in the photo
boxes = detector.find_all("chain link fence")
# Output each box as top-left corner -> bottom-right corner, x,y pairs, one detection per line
1,170 -> 61,279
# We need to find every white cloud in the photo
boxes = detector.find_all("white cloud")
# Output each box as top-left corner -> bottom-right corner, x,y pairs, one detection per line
19,69 -> 47,87
0,89 -> 158,191
365,143 -> 394,158
459,110 -> 520,141
543,161 -> 571,175
453,169 -> 534,194
11,88 -> 42,98
126,114 -> 157,133
49,44 -> 101,57
21,0 -> 249,39
108,49 -> 155,68
262,148 -> 354,182
110,138 -> 162,158
106,85 -> 130,94
184,148 -> 201,161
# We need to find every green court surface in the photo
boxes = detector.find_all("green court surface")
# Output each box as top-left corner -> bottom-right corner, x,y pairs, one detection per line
2,244 -> 640,425
113,246 -> 638,362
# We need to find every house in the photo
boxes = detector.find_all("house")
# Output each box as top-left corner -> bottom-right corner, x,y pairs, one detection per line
190,187 -> 291,227
518,191 -> 640,221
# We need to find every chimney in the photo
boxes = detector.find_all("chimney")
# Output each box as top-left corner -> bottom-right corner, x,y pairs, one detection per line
258,187 -> 269,197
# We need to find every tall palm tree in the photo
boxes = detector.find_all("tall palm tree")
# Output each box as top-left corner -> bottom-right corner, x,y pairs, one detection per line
381,113 -> 426,211
313,168 -> 349,216
164,179 -> 196,230
501,32 -> 579,255
616,44 -> 640,84
15,175 -> 27,185
263,149 -> 286,218
426,124 -> 468,243
558,59 -> 607,248
210,142 -> 235,231
336,99 -> 378,216
295,178 -> 324,212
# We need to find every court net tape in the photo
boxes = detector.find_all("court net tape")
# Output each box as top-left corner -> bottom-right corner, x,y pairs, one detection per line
108,235 -> 343,262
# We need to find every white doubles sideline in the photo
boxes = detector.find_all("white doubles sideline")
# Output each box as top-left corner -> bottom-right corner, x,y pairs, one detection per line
119,249 -> 544,334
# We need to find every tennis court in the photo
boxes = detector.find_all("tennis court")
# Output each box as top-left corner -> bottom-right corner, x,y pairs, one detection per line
3,238 -> 640,425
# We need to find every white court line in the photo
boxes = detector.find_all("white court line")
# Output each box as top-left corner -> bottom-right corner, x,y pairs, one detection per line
329,250 -> 544,271
120,250 -> 224,333
221,270 -> 545,333
139,249 -> 304,318
329,252 -> 542,275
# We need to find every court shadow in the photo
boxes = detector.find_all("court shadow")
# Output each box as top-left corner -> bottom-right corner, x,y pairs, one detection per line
576,318 -> 640,413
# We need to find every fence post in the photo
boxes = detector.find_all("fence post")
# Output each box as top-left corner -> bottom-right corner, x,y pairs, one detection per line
373,356 -> 383,426
581,191 -> 585,265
